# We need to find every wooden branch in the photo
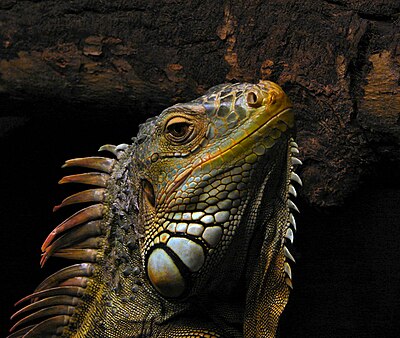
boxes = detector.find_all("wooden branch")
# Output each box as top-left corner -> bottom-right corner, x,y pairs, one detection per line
1,0 -> 399,206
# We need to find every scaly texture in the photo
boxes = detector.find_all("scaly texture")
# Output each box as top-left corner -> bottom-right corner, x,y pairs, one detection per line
8,81 -> 301,337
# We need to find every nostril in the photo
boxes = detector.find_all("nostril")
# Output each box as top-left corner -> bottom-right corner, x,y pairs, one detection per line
248,92 -> 257,103
247,91 -> 263,107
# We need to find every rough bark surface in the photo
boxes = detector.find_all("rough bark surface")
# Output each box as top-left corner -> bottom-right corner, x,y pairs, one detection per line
0,0 -> 400,206
1,0 -> 399,206
1,1 -> 400,338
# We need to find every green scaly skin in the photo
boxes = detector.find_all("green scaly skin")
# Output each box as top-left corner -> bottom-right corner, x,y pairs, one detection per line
8,81 -> 301,338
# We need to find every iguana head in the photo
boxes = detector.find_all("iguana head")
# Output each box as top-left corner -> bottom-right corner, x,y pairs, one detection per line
9,80 -> 300,337
133,81 -> 294,298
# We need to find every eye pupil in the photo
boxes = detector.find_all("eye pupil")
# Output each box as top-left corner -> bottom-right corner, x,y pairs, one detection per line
167,122 -> 189,138
165,116 -> 195,143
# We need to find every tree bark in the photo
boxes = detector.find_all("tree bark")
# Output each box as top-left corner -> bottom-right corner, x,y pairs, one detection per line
1,0 -> 399,206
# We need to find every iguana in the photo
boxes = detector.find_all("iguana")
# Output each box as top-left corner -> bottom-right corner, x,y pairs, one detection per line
8,80 -> 302,338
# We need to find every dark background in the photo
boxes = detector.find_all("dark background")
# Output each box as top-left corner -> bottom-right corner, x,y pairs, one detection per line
1,0 -> 400,336
1,97 -> 399,337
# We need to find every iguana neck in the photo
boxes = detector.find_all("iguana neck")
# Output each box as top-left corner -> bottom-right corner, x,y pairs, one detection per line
9,81 -> 301,338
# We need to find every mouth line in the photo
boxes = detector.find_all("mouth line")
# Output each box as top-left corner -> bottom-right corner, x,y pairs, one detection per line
162,107 -> 293,200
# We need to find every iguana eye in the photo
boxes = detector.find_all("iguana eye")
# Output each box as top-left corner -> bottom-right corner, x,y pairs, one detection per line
246,91 -> 262,107
165,116 -> 194,143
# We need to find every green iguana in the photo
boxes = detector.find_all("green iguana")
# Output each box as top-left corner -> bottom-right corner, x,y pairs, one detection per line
8,80 -> 302,338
